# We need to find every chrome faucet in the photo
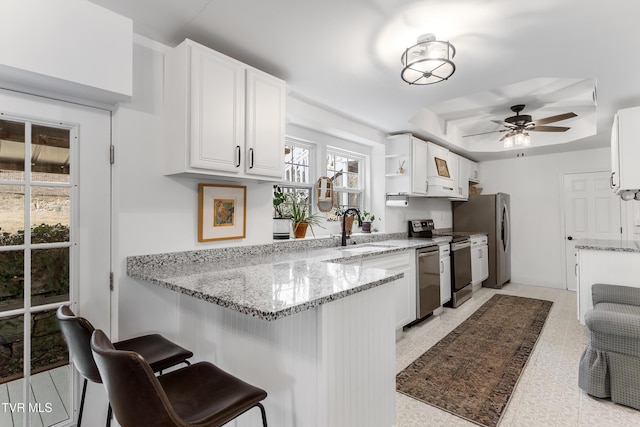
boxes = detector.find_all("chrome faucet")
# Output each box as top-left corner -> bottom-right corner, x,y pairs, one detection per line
341,208 -> 362,246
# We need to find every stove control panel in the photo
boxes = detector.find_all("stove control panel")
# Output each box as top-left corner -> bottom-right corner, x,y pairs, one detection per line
409,219 -> 434,234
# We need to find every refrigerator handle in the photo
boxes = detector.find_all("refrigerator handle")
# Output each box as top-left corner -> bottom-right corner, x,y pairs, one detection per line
502,201 -> 510,253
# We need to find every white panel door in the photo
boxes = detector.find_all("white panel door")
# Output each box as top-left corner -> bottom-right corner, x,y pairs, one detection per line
563,171 -> 621,291
0,88 -> 111,427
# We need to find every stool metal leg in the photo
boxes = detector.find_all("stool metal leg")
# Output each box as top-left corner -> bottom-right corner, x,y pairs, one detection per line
257,403 -> 268,427
106,404 -> 112,427
78,378 -> 88,427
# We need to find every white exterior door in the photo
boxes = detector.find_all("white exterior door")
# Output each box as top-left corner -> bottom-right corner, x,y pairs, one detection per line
563,171 -> 621,291
0,89 -> 111,427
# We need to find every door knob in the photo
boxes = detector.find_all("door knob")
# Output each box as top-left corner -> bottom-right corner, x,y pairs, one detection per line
567,236 -> 573,240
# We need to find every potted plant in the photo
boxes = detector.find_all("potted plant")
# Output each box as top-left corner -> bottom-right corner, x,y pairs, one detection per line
272,185 -> 290,239
288,191 -> 324,238
335,206 -> 357,236
359,211 -> 378,233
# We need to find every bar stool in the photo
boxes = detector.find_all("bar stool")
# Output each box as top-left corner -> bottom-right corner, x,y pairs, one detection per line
56,305 -> 193,426
91,329 -> 268,427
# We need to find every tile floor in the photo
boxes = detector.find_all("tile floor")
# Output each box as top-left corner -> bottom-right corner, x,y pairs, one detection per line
395,283 -> 640,427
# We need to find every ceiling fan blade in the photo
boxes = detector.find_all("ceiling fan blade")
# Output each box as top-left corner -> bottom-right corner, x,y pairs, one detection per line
532,112 -> 577,126
463,129 -> 508,138
491,119 -> 516,128
530,125 -> 571,132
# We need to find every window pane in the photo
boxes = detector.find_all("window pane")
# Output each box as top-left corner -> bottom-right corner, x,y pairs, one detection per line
31,248 -> 69,307
0,314 -> 24,382
0,119 -> 26,178
284,143 -> 310,185
0,250 -> 24,312
31,124 -> 70,180
347,172 -> 359,189
30,308 -> 70,425
0,185 -> 25,239
31,187 -> 70,241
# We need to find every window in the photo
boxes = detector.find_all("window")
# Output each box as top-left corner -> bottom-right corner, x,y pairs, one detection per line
326,150 -> 363,219
276,140 -> 313,217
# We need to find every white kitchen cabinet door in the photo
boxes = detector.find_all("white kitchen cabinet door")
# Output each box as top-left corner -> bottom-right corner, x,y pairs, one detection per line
190,43 -> 245,172
411,137 -> 428,195
358,252 -> 415,330
468,160 -> 480,183
611,106 -> 640,194
245,69 -> 286,178
479,244 -> 489,282
440,253 -> 451,305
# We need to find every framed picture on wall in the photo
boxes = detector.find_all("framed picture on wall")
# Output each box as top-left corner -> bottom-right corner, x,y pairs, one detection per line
198,183 -> 246,242
434,157 -> 450,178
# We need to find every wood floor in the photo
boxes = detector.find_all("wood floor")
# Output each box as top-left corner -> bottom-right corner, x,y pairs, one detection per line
0,365 -> 70,427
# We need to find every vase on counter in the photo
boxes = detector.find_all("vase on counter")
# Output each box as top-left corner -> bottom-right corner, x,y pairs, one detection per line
273,217 -> 290,240
341,216 -> 354,236
293,222 -> 309,238
361,221 -> 372,233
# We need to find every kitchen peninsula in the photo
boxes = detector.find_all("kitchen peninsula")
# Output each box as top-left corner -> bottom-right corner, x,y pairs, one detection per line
576,239 -> 640,324
127,237 -> 440,426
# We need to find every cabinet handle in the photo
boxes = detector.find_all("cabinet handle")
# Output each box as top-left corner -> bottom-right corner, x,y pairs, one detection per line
249,148 -> 254,169
235,146 -> 241,167
440,260 -> 444,273
610,171 -> 616,188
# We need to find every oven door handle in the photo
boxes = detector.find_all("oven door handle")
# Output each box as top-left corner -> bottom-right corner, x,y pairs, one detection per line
418,251 -> 438,258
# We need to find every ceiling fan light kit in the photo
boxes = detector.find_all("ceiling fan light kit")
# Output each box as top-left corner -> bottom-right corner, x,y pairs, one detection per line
401,33 -> 456,85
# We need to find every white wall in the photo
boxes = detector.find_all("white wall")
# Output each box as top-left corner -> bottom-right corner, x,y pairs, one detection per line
479,148 -> 610,288
385,197 -> 452,233
0,0 -> 132,104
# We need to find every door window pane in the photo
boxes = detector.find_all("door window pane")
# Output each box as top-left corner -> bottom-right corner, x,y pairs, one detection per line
0,185 -> 25,239
31,248 -> 69,307
31,187 -> 70,241
30,309 -> 70,425
0,119 -> 26,178
31,125 -> 71,180
0,250 -> 24,312
0,314 -> 24,382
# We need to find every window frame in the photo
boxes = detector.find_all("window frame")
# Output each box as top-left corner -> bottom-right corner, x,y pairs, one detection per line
325,146 -> 367,219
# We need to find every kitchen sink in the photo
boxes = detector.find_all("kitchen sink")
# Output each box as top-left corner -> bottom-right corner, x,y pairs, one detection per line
340,244 -> 397,253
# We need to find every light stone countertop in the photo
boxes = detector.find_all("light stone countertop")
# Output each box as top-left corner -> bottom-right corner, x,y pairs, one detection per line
575,238 -> 640,253
126,236 -> 448,321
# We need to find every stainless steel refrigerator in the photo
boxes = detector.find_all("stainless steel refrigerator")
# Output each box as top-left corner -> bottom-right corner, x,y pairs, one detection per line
452,193 -> 511,288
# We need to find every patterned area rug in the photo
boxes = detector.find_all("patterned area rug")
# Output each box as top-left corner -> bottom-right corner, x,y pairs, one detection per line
396,294 -> 553,427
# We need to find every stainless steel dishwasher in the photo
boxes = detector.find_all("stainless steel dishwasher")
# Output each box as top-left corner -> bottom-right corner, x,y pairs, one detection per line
449,237 -> 473,307
416,246 -> 441,319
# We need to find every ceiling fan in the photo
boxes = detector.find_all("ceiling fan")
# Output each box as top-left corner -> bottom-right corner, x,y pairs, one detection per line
465,104 -> 577,146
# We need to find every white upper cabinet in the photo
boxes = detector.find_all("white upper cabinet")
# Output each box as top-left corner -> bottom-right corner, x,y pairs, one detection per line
164,39 -> 285,181
610,106 -> 640,196
468,160 -> 480,183
449,153 -> 469,201
385,134 -> 429,196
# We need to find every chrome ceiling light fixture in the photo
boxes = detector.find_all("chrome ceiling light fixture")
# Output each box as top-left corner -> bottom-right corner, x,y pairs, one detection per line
502,129 -> 531,148
401,33 -> 456,85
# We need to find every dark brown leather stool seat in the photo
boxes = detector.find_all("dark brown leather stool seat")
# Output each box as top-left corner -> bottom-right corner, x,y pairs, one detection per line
56,305 -> 193,426
91,329 -> 268,427
114,333 -> 192,373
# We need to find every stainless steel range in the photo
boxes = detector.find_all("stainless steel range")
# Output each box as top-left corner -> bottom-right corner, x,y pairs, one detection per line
409,220 -> 473,309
